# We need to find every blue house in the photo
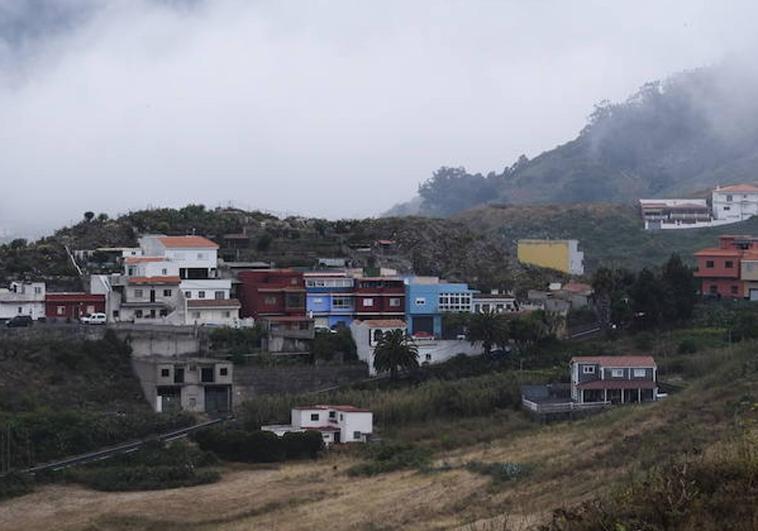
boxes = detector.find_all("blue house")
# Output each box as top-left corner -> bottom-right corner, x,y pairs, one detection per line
404,277 -> 474,337
305,272 -> 355,328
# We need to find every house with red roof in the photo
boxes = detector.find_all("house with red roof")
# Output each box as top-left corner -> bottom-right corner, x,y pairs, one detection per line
570,356 -> 658,405
262,404 -> 373,445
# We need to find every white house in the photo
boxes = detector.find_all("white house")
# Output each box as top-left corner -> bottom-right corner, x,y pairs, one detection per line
712,184 -> 758,222
185,298 -> 241,326
138,235 -> 219,280
350,319 -> 481,376
472,291 -> 519,313
180,278 -> 232,301
0,282 -> 45,320
262,405 -> 373,445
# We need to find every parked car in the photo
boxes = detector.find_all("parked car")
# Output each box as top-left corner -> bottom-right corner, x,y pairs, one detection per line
80,313 -> 107,325
6,315 -> 33,328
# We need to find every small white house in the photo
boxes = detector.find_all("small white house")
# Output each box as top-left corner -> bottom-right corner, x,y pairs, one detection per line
261,405 -> 373,445
0,282 -> 46,320
185,298 -> 241,326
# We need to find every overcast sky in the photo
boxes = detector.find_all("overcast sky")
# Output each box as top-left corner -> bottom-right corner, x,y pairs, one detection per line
2,0 -> 758,237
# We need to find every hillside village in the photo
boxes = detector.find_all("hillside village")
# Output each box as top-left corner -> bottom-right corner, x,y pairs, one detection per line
1,201 -> 758,530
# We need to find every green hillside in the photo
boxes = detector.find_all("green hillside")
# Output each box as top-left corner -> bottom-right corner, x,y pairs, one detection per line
455,203 -> 758,272
392,62 -> 758,217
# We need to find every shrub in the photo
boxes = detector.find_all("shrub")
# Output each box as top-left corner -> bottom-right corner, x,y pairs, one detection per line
677,338 -> 698,354
282,431 -> 325,459
0,473 -> 34,500
465,461 -> 531,484
67,465 -> 219,492
193,428 -> 287,463
347,443 -> 431,476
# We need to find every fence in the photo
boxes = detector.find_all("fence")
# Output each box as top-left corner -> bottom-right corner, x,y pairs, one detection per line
521,398 -> 611,415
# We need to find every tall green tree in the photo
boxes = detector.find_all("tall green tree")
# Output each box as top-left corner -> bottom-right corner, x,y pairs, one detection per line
466,309 -> 508,356
373,330 -> 419,378
661,253 -> 697,323
630,268 -> 663,329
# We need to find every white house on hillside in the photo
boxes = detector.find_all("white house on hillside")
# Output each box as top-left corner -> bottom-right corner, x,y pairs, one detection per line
262,405 -> 373,445
0,282 -> 45,320
712,184 -> 758,222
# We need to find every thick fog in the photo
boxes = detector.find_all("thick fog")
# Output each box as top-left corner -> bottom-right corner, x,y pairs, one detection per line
1,0 -> 758,237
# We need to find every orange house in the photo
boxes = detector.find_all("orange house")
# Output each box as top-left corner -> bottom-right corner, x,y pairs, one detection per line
694,235 -> 758,299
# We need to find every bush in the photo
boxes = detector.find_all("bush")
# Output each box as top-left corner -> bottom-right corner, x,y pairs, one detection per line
677,338 -> 698,354
67,465 -> 219,492
0,473 -> 34,500
193,428 -> 287,463
465,461 -> 531,484
282,431 -> 325,459
347,443 -> 431,476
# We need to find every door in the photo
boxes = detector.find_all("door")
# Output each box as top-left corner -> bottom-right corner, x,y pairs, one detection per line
150,290 -> 156,303
333,430 -> 341,444
204,386 -> 231,415
750,289 -> 758,301
412,316 -> 434,335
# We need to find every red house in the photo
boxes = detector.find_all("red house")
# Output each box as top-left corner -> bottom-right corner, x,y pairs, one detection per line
694,235 -> 758,299
237,270 -> 306,319
46,293 -> 106,321
354,277 -> 405,320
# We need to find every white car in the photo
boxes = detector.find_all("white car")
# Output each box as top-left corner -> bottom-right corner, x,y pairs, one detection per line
80,312 -> 107,325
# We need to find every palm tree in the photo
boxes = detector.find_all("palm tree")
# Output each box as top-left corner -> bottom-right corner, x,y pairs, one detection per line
373,329 -> 419,379
466,309 -> 508,356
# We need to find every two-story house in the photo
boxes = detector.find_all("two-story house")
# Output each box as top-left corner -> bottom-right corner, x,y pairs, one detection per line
712,184 -> 758,222
570,356 -> 658,405
0,281 -> 46,321
405,277 -> 473,337
262,404 -> 373,445
132,356 -> 233,415
694,235 -> 758,299
237,269 -> 306,319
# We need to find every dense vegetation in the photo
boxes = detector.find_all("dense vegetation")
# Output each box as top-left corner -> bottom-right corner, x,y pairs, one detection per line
394,62 -> 758,216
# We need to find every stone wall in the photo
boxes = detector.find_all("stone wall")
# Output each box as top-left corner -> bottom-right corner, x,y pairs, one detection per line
232,363 -> 368,405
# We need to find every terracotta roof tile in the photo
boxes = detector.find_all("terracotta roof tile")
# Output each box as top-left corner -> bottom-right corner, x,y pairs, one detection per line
570,356 -> 656,367
125,256 -> 167,264
159,236 -> 219,249
127,276 -> 181,285
186,298 -> 241,309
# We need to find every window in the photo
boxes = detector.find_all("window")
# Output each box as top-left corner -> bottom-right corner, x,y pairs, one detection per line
219,367 -> 228,376
726,194 -> 733,201
223,311 -> 231,318
192,311 -> 201,319
333,296 -> 352,309
174,367 -> 184,383
161,268 -> 168,275
163,289 -> 172,297
311,413 -> 320,421
135,310 -> 143,318
17,307 -> 22,314
725,261 -> 734,269
731,285 -> 739,295
34,287 -> 42,295
159,309 -> 168,317
611,368 -> 624,377
200,367 -> 214,383
724,206 -> 731,211
160,368 -> 170,377
353,431 -> 362,439
582,365 -> 595,374
86,305 -> 95,314
389,298 -> 401,307
198,291 -> 206,299
312,297 -> 324,304
329,411 -> 336,419
633,369 -> 646,378
57,305 -> 66,316
264,296 -> 277,305
134,289 -> 144,298
185,291 -> 192,298
197,253 -> 205,259
363,298 -> 374,307
705,260 -> 715,268
215,291 -> 225,300
425,354 -> 432,361
415,297 -> 426,306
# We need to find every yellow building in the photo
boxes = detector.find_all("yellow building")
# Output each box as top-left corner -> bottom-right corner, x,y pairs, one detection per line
517,239 -> 584,275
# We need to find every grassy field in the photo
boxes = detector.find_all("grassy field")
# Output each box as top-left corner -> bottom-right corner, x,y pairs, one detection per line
1,330 -> 755,530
